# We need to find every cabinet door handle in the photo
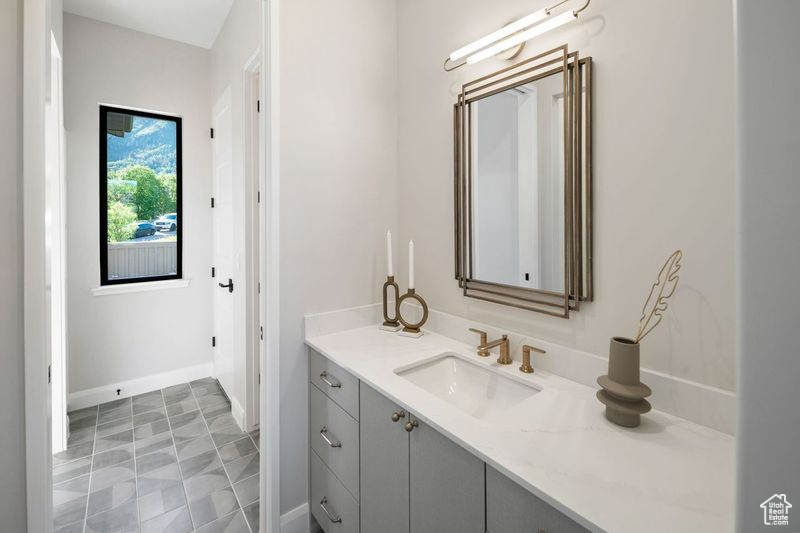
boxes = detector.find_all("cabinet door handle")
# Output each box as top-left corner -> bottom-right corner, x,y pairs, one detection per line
404,419 -> 419,432
391,410 -> 406,422
319,371 -> 341,389
319,497 -> 342,524
319,426 -> 341,448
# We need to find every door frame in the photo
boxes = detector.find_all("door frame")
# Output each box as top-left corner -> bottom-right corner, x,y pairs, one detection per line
244,51 -> 261,432
23,0 -> 54,531
23,1 -> 282,532
46,32 -> 68,455
260,0 -> 281,530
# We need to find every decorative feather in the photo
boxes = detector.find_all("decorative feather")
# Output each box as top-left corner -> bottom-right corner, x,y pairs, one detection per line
634,250 -> 683,343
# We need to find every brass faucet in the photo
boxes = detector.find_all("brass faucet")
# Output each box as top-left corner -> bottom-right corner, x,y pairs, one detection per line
468,328 -> 490,356
520,344 -> 546,373
469,328 -> 511,364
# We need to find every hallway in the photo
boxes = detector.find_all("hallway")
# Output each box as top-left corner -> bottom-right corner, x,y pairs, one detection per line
52,378 -> 260,532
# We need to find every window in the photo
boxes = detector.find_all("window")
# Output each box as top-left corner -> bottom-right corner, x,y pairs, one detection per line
99,106 -> 182,285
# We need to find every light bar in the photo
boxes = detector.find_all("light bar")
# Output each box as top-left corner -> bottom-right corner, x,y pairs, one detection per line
449,8 -> 549,62
466,9 -> 577,65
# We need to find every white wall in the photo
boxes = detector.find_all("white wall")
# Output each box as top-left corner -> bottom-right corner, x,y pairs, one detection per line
51,0 -> 63,49
279,0 -> 399,514
474,92 -> 520,285
396,0 -> 736,393
0,0 -> 28,529
735,1 -> 800,531
535,73 -> 566,290
64,14 -> 214,394
209,0 -> 261,426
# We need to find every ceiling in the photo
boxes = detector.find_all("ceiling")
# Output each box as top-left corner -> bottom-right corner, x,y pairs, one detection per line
63,0 -> 236,49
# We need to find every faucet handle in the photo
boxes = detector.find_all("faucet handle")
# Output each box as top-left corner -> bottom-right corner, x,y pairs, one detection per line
523,344 -> 546,355
468,328 -> 487,343
468,328 -> 490,357
520,344 -> 546,374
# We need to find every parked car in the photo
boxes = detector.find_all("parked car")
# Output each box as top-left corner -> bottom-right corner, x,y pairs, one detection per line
133,222 -> 157,238
154,213 -> 178,232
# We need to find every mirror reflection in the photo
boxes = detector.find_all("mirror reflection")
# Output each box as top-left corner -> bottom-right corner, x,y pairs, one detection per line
470,73 -> 565,293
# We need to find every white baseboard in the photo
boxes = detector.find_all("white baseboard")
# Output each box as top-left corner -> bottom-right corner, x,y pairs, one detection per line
68,362 -> 215,411
281,502 -> 318,533
230,395 -> 245,431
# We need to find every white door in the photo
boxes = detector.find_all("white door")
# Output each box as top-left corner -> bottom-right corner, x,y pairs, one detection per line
516,87 -> 539,289
212,87 -> 235,397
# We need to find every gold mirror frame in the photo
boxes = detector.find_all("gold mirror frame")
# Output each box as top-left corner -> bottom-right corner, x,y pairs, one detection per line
454,45 -> 593,318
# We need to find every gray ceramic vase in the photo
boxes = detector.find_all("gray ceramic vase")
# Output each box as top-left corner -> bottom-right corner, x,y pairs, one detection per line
596,337 -> 652,427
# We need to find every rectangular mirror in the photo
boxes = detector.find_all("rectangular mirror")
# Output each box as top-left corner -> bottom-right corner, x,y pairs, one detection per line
455,46 -> 592,317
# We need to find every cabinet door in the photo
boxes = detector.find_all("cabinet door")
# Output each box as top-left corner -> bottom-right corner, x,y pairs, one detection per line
360,383 -> 409,533
486,465 -> 588,533
410,420 -> 485,533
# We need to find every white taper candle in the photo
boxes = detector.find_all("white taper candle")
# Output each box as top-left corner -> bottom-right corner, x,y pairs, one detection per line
409,240 -> 415,289
386,230 -> 393,277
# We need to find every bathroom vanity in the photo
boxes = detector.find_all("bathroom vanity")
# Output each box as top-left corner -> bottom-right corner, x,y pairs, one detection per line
308,348 -> 586,533
305,324 -> 734,533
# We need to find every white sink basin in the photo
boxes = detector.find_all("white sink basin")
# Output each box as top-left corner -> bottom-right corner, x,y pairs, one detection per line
395,353 -> 540,422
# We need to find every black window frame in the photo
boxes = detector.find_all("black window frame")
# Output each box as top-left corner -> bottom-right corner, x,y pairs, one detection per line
99,105 -> 183,285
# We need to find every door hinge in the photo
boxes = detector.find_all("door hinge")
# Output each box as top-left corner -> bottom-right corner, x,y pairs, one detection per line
48,365 -> 51,384
258,373 -> 261,384
258,282 -> 261,294
257,99 -> 260,113
260,326 -> 264,340
211,197 -> 215,208
257,191 -> 261,203
210,127 -> 215,139
212,336 -> 216,347
212,266 -> 216,278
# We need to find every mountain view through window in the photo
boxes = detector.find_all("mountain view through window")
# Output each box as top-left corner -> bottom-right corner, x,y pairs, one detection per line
100,106 -> 182,284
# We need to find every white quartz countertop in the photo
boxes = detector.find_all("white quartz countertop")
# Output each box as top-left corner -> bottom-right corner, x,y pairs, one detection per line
305,326 -> 735,533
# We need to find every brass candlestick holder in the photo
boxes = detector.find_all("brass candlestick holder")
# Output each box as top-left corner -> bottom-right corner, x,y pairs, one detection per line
379,276 -> 402,332
397,288 -> 429,338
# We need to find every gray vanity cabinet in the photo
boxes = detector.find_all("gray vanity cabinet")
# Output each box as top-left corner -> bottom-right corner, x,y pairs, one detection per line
409,420 -> 485,533
309,349 -> 361,533
486,465 -> 589,533
359,382 -> 485,533
309,349 -> 589,533
359,382 -> 409,533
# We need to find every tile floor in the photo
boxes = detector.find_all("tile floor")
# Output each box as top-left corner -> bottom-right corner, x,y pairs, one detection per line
53,377 -> 260,533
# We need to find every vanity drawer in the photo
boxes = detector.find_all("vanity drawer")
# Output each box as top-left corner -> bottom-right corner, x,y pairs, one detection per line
310,383 -> 360,499
486,465 -> 588,533
309,349 -> 359,420
311,450 -> 360,533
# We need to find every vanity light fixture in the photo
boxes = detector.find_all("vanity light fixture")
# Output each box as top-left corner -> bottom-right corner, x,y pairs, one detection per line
444,0 -> 590,71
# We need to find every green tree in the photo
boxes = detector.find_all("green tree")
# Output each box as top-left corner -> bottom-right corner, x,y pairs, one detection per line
157,173 -> 177,214
107,178 -> 136,205
123,165 -> 168,220
107,201 -> 137,242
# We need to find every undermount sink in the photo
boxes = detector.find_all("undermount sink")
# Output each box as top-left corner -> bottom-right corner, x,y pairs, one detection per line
395,353 -> 540,422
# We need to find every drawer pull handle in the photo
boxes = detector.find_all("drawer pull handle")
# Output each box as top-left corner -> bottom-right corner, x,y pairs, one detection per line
319,497 -> 342,524
319,371 -> 342,389
319,426 -> 342,448
391,410 -> 406,423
